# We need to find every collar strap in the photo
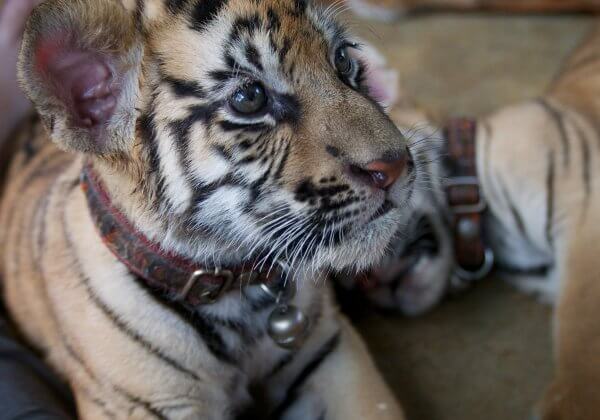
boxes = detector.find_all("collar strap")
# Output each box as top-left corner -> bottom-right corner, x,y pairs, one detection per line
81,164 -> 283,306
444,118 -> 494,285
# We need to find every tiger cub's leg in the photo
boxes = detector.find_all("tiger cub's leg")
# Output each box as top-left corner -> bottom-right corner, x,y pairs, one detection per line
275,316 -> 405,420
536,215 -> 600,420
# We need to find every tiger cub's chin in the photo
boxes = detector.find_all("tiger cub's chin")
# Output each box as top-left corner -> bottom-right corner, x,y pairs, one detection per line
320,207 -> 406,272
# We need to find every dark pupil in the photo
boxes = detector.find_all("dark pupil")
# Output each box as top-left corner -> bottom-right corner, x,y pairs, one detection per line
335,47 -> 352,75
231,83 -> 266,114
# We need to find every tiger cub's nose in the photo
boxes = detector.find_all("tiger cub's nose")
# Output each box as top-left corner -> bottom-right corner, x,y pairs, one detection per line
348,153 -> 408,190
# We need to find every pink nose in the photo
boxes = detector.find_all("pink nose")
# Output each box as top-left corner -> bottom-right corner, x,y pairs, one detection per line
348,155 -> 407,190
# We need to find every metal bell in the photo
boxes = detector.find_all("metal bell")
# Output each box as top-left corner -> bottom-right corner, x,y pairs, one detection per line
267,305 -> 310,350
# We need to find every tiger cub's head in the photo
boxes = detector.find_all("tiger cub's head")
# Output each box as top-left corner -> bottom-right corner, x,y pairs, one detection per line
19,0 -> 418,273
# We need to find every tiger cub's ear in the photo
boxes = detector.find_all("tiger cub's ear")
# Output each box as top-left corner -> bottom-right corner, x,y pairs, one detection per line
18,0 -> 143,155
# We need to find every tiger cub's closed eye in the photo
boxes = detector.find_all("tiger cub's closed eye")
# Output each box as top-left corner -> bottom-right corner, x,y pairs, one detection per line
229,82 -> 268,115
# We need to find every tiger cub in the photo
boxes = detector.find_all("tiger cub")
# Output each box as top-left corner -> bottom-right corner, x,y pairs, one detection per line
373,24 -> 600,420
0,0 -> 419,418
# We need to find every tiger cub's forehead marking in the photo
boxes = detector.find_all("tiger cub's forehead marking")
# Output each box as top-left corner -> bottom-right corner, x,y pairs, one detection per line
141,0 -> 343,83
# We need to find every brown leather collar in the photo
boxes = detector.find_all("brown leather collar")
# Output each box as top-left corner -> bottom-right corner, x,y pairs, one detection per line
444,118 -> 494,285
81,164 -> 285,307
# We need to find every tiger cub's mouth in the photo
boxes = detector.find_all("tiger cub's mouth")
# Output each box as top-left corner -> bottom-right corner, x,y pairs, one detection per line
308,161 -> 417,273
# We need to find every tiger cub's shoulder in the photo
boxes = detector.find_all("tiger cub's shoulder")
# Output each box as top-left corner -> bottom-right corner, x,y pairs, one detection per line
1,115 -> 61,180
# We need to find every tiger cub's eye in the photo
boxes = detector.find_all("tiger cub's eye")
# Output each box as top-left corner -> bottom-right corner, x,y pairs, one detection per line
230,82 -> 267,114
334,46 -> 353,76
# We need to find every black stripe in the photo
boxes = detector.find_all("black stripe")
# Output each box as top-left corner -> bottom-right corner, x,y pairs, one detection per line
47,182 -> 166,420
278,38 -> 291,65
292,0 -> 308,16
253,132 -> 272,157
246,139 -> 284,201
131,276 -> 238,364
29,184 -> 92,418
88,394 -> 117,420
134,0 -> 145,30
356,63 -> 367,92
269,33 -> 278,57
238,154 -> 258,165
223,52 -> 238,71
32,187 -> 53,273
245,43 -> 263,71
190,180 -> 221,204
230,14 -> 262,42
188,172 -> 249,210
266,8 -> 280,32
295,180 -> 350,202
79,273 -> 207,382
66,331 -> 168,420
272,93 -> 301,125
537,99 -> 570,168
60,202 -> 206,383
498,178 -> 528,240
138,110 -> 166,204
190,0 -> 228,32
272,139 -> 290,181
170,102 -> 221,183
507,200 -> 527,239
204,310 -> 262,345
170,104 -> 220,143
222,52 -> 255,76
209,69 -> 235,83
20,112 -> 43,164
238,137 -> 258,150
545,150 -> 555,247
266,352 -> 297,378
481,119 -> 493,184
219,121 -> 268,132
166,0 -> 188,14
572,118 -> 592,206
113,384 -> 167,420
287,61 -> 297,81
212,144 -> 233,161
271,332 -> 341,418
22,149 -> 67,190
163,76 -> 206,98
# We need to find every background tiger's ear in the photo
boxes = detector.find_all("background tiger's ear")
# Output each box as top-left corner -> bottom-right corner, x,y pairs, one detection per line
350,40 -> 399,109
18,0 -> 143,155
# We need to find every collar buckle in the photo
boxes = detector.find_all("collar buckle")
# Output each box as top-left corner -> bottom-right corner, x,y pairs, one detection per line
443,118 -> 495,291
177,268 -> 235,304
445,176 -> 486,214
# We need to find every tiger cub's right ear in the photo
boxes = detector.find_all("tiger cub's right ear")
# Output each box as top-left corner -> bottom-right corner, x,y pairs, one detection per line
18,0 -> 143,155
